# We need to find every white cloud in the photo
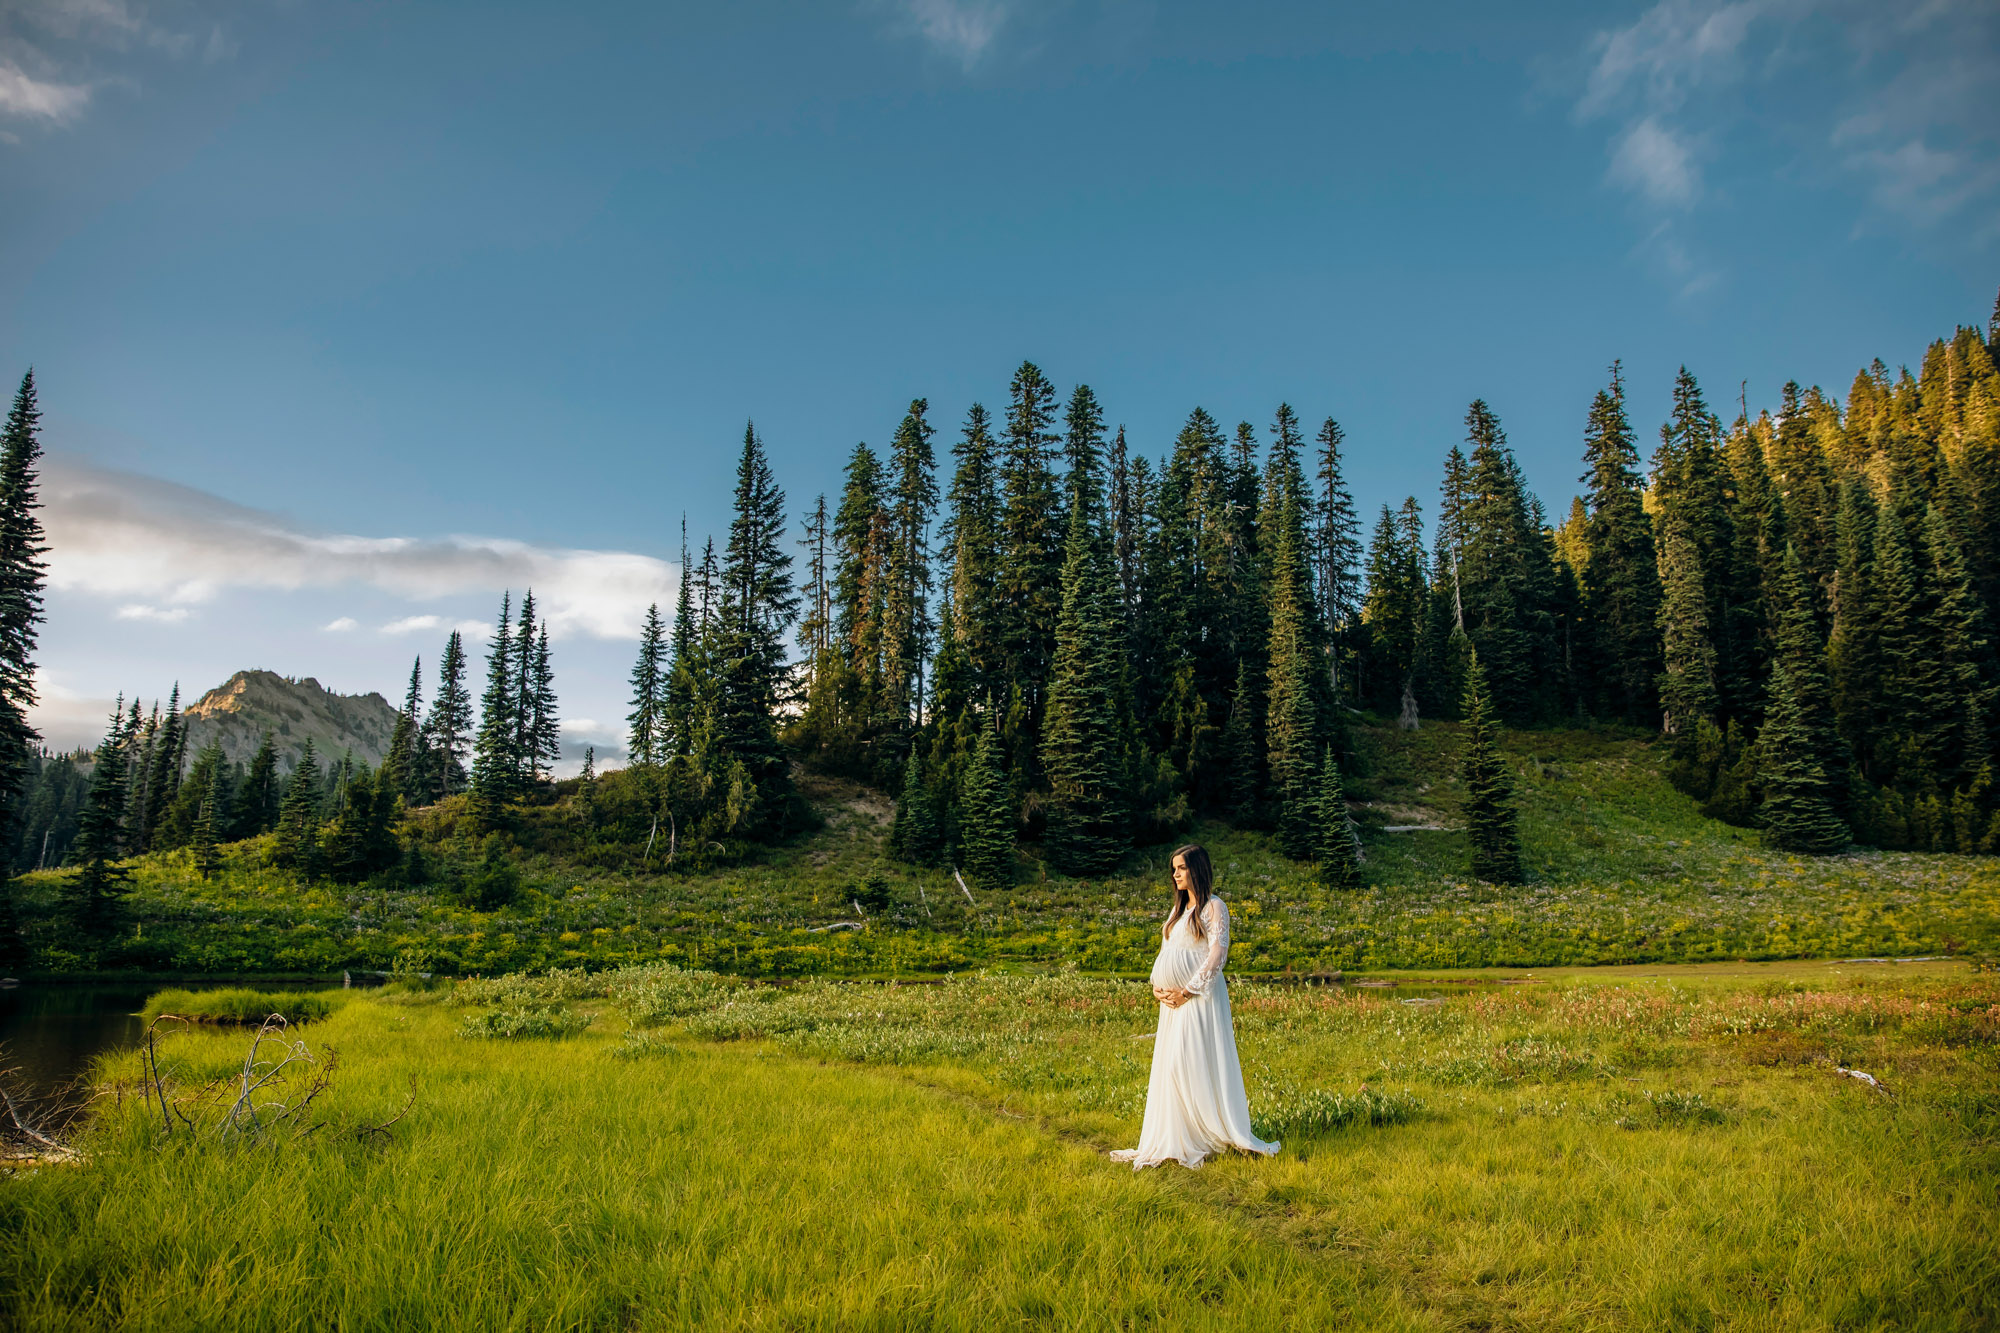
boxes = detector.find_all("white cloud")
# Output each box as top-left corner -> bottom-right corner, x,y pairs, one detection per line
113,603 -> 189,623
1578,0 -> 1768,121
1576,0 -> 2000,257
0,59 -> 90,121
380,614 -> 493,639
880,0 -> 1008,69
324,616 -> 358,632
1609,116 -> 1699,207
1,0 -> 229,129
42,458 -> 680,640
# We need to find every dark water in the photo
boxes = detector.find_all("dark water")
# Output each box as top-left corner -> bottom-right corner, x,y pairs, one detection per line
0,980 -> 338,1114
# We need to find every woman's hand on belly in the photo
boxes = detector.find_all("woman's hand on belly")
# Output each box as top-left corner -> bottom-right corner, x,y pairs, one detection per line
1151,984 -> 1192,1008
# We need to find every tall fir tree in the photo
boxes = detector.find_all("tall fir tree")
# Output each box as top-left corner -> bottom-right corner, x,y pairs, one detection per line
1656,514 -> 1719,738
0,369 -> 48,847
1263,430 -> 1324,861
883,399 -> 938,733
528,623 -> 559,781
382,657 -> 423,803
273,739 -> 324,875
1578,362 -> 1662,722
1313,416 -> 1363,702
66,701 -> 134,936
423,630 -> 473,799
234,730 -> 281,839
957,719 -> 1014,892
469,592 -> 521,820
714,421 -> 800,831
996,362 -> 1065,765
1039,384 -> 1130,874
627,602 -> 668,770
1314,745 -> 1362,888
1460,653 -> 1523,885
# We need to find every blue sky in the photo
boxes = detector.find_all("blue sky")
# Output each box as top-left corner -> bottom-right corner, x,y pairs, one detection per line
2,0 -> 1995,763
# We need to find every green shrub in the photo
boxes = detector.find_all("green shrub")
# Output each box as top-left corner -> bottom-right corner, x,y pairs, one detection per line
457,1006 -> 592,1039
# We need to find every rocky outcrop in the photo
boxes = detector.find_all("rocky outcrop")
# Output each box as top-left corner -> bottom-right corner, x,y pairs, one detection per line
180,670 -> 400,774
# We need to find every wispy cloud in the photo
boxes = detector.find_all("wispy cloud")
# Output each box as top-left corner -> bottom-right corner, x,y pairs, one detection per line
42,458 -> 679,640
380,613 -> 494,639
1576,0 -> 2000,240
1609,116 -> 1700,208
1,0 -> 231,129
114,602 -> 188,623
323,616 -> 358,632
0,58 -> 89,120
876,0 -> 1009,69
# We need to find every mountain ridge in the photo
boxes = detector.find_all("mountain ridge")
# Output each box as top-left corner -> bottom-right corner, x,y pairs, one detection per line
180,669 -> 400,774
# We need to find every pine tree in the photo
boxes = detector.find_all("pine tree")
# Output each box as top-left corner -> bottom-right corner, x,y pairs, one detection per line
1460,654 -> 1523,885
233,730 -> 280,838
627,602 -> 668,770
957,720 -> 1014,891
1458,401 -> 1559,722
1314,746 -> 1362,888
996,362 -> 1065,761
1769,545 -> 1847,818
1040,386 -> 1130,875
943,404 -> 1005,695
1923,504 -> 2000,791
715,421 -> 800,831
1212,659 -> 1259,825
1314,416 -> 1363,701
529,623 -> 559,781
0,369 -> 49,846
1656,515 -> 1719,738
1264,437 -> 1323,861
470,593 -> 521,821
889,745 -> 944,867
883,399 -> 938,732
273,739 -> 324,876
1578,363 -> 1661,723
382,656 -> 423,803
423,630 -> 473,799
1364,501 -> 1427,717
1759,655 -> 1850,854
65,701 -> 135,935
140,684 -> 183,849
511,591 -> 540,785
191,758 -> 224,880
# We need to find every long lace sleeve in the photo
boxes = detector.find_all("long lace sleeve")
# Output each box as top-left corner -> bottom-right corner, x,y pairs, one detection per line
1182,898 -> 1230,996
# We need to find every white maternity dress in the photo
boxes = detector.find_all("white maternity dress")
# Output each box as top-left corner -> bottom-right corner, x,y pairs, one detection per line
1111,896 -> 1280,1169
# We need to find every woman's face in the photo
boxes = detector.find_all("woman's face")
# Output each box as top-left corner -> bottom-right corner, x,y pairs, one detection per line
1171,854 -> 1190,895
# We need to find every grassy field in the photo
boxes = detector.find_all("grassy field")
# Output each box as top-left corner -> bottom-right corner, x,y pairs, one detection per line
4,959 -> 1995,1329
10,720 -> 1998,980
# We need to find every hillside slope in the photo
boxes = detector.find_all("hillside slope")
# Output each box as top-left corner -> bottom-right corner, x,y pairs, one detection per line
181,670 -> 399,773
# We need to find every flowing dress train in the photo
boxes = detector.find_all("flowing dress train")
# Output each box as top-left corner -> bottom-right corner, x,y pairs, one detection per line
1111,897 -> 1280,1169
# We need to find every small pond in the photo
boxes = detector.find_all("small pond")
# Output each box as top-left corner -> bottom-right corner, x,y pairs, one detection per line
0,979 -> 346,1117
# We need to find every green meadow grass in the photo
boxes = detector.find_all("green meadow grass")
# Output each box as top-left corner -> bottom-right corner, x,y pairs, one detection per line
4,961 -> 1995,1329
12,719 -> 1998,980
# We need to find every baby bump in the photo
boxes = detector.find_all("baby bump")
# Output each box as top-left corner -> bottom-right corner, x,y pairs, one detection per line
1149,944 -> 1204,990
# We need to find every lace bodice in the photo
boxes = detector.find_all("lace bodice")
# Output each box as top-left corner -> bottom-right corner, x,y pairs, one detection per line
1164,897 -> 1230,996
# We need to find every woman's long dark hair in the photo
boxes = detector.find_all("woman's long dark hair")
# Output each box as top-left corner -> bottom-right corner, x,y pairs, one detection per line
1164,843 -> 1215,941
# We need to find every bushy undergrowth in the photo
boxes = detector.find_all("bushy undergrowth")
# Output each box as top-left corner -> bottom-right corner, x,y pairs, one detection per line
456,1006 -> 592,1040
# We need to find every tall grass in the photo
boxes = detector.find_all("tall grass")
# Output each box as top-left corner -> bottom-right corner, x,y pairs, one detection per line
4,963 -> 1995,1328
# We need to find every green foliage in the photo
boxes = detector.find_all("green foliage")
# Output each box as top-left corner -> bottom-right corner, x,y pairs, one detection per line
1460,656 -> 1523,885
957,723 -> 1014,891
457,1005 -> 592,1039
1314,746 -> 1362,889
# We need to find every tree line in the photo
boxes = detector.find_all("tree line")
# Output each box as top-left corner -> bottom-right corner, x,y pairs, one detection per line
625,290 -> 2000,881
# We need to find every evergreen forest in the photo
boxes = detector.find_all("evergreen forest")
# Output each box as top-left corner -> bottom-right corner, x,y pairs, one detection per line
4,292 -> 2000,972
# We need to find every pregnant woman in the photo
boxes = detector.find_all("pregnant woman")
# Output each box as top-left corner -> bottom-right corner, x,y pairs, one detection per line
1112,842 -> 1281,1169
